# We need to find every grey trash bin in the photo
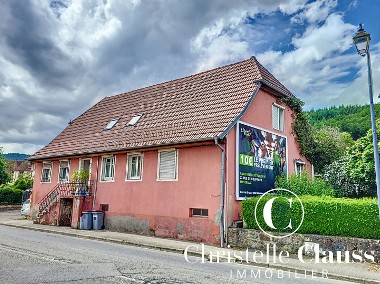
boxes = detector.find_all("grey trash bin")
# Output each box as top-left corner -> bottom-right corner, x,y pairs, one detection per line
79,216 -> 84,230
82,211 -> 93,230
92,211 -> 104,230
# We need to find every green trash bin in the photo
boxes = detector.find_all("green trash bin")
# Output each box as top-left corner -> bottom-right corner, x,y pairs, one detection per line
92,211 -> 104,230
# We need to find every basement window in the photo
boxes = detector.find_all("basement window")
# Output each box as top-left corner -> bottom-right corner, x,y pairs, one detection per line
126,114 -> 142,126
104,119 -> 118,130
190,208 -> 208,218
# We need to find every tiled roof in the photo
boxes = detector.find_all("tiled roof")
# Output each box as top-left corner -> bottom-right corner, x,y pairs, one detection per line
30,57 -> 293,160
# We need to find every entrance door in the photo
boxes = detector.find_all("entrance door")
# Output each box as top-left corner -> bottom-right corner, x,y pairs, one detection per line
59,198 -> 73,226
79,158 -> 92,184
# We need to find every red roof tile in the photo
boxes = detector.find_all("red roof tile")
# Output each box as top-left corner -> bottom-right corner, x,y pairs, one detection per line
30,57 -> 293,160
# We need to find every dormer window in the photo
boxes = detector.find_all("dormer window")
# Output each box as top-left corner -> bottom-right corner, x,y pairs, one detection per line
126,114 -> 142,126
104,119 -> 118,130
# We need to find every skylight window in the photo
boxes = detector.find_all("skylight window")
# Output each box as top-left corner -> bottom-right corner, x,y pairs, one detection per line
126,114 -> 142,126
104,119 -> 118,130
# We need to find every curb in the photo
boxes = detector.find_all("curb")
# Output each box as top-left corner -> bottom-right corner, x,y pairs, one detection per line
1,222 -> 379,284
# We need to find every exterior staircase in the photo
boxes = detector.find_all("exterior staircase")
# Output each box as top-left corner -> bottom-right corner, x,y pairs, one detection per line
35,181 -> 93,223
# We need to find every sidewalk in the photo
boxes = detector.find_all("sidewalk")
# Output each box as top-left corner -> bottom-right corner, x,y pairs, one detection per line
1,216 -> 380,283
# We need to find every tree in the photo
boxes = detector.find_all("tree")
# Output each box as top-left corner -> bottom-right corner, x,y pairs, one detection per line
344,125 -> 380,197
0,148 -> 11,185
312,126 -> 354,173
323,122 -> 380,198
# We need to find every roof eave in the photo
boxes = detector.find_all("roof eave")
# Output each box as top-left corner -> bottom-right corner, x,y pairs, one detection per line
218,83 -> 261,140
28,137 -> 216,161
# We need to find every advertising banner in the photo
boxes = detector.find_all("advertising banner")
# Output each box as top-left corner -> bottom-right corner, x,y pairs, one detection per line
236,121 -> 288,200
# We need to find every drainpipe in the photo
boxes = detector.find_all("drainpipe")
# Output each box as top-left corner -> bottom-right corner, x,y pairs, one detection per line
214,137 -> 225,248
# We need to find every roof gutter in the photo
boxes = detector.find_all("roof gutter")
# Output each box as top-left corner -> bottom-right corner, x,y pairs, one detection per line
214,136 -> 226,248
253,79 -> 294,98
28,137 -> 216,161
219,83 -> 261,139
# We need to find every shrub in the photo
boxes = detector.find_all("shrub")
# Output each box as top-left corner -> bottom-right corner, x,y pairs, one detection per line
323,155 -> 365,198
0,186 -> 23,204
275,172 -> 335,197
242,195 -> 380,239
0,174 -> 33,204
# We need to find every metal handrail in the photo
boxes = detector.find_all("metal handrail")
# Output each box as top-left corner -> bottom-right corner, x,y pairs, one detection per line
37,181 -> 94,217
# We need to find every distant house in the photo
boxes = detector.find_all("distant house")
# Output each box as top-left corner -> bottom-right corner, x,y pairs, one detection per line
29,57 -> 311,245
6,160 -> 33,181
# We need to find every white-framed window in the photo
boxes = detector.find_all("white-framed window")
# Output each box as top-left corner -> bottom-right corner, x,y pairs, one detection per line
101,156 -> 115,181
157,149 -> 178,181
126,153 -> 143,181
58,160 -> 70,182
295,160 -> 306,175
41,162 -> 52,183
272,104 -> 285,131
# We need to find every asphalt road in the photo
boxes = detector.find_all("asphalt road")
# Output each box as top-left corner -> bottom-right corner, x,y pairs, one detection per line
0,222 -> 354,284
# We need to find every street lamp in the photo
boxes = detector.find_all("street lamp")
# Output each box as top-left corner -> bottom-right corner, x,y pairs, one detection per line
353,24 -> 380,220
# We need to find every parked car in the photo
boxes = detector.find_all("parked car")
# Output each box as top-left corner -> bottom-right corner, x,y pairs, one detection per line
21,188 -> 32,204
21,199 -> 31,217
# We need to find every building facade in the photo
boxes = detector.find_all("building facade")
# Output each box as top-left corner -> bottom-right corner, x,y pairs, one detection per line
30,57 -> 311,245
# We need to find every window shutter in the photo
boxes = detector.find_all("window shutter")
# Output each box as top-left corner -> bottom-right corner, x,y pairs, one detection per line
272,105 -> 279,129
159,150 -> 177,180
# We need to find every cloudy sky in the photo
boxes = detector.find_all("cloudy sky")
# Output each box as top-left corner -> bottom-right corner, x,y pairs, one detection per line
1,0 -> 379,154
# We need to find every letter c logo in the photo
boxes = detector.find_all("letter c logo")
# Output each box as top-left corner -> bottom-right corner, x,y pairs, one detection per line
254,189 -> 304,239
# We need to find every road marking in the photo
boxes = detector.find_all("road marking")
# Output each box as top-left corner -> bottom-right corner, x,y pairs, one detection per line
117,274 -> 145,283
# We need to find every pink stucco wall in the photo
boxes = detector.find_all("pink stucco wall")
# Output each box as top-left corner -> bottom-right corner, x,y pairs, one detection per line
93,145 -> 221,243
224,89 -> 312,228
32,144 -> 222,243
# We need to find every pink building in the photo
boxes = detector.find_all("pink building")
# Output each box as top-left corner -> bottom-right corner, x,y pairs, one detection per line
29,57 -> 311,245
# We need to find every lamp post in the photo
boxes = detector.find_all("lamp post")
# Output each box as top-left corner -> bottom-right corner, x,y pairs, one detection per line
353,24 -> 380,220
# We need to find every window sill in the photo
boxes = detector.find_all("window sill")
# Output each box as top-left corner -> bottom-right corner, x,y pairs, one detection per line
157,178 -> 178,182
190,216 -> 208,218
100,179 -> 115,183
125,178 -> 142,182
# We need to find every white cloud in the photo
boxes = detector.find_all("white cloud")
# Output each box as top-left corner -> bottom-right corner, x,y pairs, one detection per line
279,0 -> 309,14
336,42 -> 380,106
257,13 -> 359,109
191,14 -> 251,72
291,0 -> 338,24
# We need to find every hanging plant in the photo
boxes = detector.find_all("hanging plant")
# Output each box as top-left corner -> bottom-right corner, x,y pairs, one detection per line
278,96 -> 315,165
70,169 -> 90,195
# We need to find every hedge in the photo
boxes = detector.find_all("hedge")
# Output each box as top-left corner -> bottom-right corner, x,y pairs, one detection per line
0,187 -> 23,205
242,195 -> 380,239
